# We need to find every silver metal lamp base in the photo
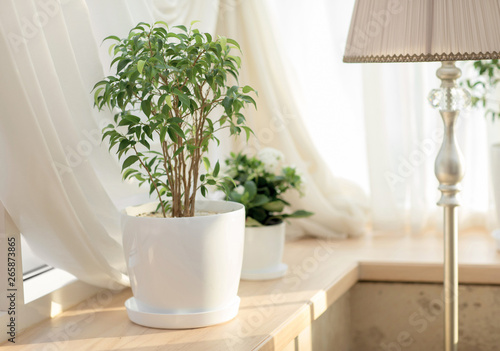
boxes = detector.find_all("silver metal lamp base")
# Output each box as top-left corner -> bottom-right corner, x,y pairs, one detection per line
430,61 -> 470,351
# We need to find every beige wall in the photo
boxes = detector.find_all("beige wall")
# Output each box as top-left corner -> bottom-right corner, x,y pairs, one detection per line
284,282 -> 500,351
350,282 -> 500,351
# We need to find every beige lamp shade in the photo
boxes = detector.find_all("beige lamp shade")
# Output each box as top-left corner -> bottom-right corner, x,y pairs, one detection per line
343,0 -> 500,63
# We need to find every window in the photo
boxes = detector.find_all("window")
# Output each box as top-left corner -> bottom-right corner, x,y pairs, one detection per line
21,235 -> 52,280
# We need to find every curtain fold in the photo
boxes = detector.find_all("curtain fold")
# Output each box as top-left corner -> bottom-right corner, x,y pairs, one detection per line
0,0 -> 369,287
215,0 -> 370,239
238,0 -> 494,235
2,0 -> 491,289
363,62 -> 491,234
0,0 -> 130,288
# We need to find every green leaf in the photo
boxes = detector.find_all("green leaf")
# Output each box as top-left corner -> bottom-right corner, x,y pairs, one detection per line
155,21 -> 169,29
122,168 -> 136,180
167,127 -> 179,142
108,44 -> 116,56
124,115 -> 141,124
168,117 -> 184,124
249,194 -> 270,208
227,38 -> 241,50
242,85 -> 253,93
165,95 -> 173,108
117,58 -> 131,73
91,80 -> 107,91
219,36 -> 227,51
122,155 -> 139,171
248,207 -> 267,223
139,139 -> 150,149
262,200 -> 285,213
172,146 -> 185,158
245,217 -> 263,227
241,95 -> 257,108
169,124 -> 186,139
213,161 -> 220,177
141,100 -> 151,117
200,185 -> 207,197
137,60 -> 146,74
229,190 -> 242,203
174,89 -> 190,108
186,144 -> 198,153
93,87 -> 104,105
160,126 -> 168,143
174,25 -> 188,32
222,96 -> 233,116
118,139 -> 131,152
227,85 -> 238,96
228,55 -> 241,68
219,115 -> 227,126
203,157 -> 211,171
103,35 -> 121,43
242,126 -> 253,141
244,180 -> 257,200
282,210 -> 314,219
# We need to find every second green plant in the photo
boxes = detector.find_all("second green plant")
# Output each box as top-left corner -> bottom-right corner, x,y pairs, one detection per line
223,148 -> 313,227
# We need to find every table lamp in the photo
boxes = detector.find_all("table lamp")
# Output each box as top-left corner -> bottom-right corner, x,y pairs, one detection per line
343,1 -> 500,350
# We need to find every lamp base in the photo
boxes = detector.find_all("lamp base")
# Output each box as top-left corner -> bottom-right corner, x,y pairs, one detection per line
431,61 -> 468,351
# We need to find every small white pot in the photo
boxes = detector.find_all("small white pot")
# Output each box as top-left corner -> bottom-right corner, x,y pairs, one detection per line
240,222 -> 288,280
492,144 -> 500,251
121,200 -> 245,329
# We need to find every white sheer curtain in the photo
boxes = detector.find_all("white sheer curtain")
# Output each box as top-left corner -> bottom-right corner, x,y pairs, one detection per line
363,62 -> 492,235
0,0 -> 369,288
87,0 -> 370,239
1,0 -> 492,289
215,0 -> 369,239
268,0 -> 494,235
0,0 -> 147,288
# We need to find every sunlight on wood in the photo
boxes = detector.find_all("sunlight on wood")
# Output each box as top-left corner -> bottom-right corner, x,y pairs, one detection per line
50,301 -> 62,318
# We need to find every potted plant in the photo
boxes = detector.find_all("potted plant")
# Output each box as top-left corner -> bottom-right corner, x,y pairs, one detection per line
92,21 -> 256,328
223,148 -> 313,280
464,60 -> 500,250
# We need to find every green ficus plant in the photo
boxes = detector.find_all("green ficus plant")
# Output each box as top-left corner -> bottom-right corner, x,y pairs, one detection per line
223,148 -> 313,227
463,59 -> 500,121
93,21 -> 256,218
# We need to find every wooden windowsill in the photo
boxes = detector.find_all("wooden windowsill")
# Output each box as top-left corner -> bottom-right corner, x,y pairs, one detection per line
3,229 -> 499,350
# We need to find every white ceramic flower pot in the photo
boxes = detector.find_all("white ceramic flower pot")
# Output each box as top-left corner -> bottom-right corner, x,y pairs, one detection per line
121,200 -> 245,329
240,222 -> 288,280
492,144 -> 500,251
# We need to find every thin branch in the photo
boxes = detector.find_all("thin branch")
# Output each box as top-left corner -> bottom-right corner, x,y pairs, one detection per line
132,145 -> 166,217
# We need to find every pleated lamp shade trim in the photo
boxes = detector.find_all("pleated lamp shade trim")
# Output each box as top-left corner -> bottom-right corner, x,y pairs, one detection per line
344,51 -> 500,63
343,0 -> 500,63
